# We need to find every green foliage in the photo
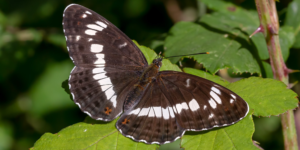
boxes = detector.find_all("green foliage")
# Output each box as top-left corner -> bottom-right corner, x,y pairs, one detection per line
28,61 -> 75,117
228,77 -> 298,117
182,112 -> 256,150
165,22 -> 260,74
31,118 -> 158,150
285,0 -> 300,48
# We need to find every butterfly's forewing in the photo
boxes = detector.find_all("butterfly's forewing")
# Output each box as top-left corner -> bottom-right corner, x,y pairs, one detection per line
117,71 -> 249,144
63,4 -> 148,121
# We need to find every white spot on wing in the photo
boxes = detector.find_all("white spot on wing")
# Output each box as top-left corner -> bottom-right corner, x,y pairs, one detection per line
153,106 -> 162,118
162,107 -> 169,119
210,91 -> 222,104
96,21 -> 107,28
186,79 -> 190,87
149,107 -> 155,117
203,105 -> 207,110
230,99 -> 234,104
211,87 -> 221,95
181,102 -> 189,110
231,94 -> 236,99
85,11 -> 92,15
93,73 -> 106,80
208,113 -> 214,119
104,87 -> 114,99
85,29 -> 97,35
129,108 -> 140,115
118,42 -> 127,48
208,98 -> 217,109
189,99 -> 200,111
92,68 -> 105,74
91,44 -> 103,53
138,107 -> 150,116
110,95 -> 117,108
175,103 -> 183,114
100,85 -> 111,91
76,35 -> 81,41
168,107 -> 175,118
94,54 -> 105,64
87,24 -> 104,31
98,78 -> 112,85
82,14 -> 87,18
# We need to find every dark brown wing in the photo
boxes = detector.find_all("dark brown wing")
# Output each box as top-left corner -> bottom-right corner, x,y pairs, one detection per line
158,71 -> 249,130
116,71 -> 249,144
116,82 -> 185,144
63,4 -> 147,121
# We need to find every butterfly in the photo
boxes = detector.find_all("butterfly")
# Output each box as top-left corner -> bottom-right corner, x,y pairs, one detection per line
63,4 -> 249,144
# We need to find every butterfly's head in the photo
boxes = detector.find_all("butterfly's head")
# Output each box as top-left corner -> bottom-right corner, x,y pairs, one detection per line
152,57 -> 162,68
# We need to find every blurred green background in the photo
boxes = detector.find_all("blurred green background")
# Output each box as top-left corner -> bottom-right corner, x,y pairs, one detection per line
0,0 -> 299,150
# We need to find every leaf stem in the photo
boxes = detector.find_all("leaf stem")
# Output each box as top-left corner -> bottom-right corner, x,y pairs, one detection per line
253,0 -> 298,149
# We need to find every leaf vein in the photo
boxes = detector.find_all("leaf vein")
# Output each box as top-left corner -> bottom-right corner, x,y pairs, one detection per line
223,129 -> 236,149
83,130 -> 117,150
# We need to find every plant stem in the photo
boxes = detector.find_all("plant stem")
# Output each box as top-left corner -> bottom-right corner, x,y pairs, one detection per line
254,0 -> 298,150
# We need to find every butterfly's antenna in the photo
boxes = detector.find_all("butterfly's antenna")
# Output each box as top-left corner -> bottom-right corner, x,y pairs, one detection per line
165,52 -> 209,59
156,52 -> 163,60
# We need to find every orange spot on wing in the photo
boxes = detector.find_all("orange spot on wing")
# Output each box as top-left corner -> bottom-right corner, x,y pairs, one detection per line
105,107 -> 112,115
122,118 -> 130,124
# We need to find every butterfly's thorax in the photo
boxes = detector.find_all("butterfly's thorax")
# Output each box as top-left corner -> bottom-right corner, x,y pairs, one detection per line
123,58 -> 162,111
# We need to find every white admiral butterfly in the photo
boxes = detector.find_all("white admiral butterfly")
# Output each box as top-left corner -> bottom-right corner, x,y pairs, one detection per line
63,4 -> 249,144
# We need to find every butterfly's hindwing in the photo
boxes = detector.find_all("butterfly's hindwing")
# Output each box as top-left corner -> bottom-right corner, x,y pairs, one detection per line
116,71 -> 249,144
159,71 -> 249,130
64,4 -> 147,121
116,82 -> 185,144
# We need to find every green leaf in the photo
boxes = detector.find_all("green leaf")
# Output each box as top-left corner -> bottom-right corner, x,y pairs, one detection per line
183,68 -> 229,86
201,0 -> 292,62
164,22 -> 260,74
31,119 -> 158,150
46,33 -> 67,49
199,0 -> 270,61
227,77 -> 299,117
29,61 -> 75,117
261,61 -> 273,78
285,0 -> 300,48
199,10 -> 270,61
181,111 -> 257,150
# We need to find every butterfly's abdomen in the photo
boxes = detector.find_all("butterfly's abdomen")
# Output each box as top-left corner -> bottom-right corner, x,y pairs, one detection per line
123,62 -> 160,111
